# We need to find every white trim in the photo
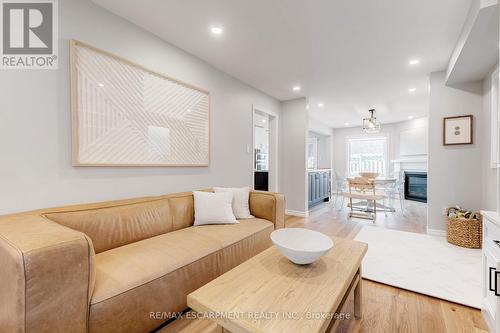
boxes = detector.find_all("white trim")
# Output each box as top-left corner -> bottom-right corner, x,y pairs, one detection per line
252,105 -> 279,192
345,132 -> 390,141
482,307 -> 495,333
254,105 -> 279,118
285,209 -> 309,217
491,66 -> 499,169
427,228 -> 446,237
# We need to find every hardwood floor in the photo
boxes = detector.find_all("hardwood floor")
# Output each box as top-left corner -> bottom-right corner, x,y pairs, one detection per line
288,199 -> 487,333
161,199 -> 488,333
304,198 -> 428,235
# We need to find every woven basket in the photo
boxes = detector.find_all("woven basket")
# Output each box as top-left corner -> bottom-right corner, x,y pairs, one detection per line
445,208 -> 482,249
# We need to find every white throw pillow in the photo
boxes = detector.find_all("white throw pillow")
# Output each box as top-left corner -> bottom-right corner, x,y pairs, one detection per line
213,186 -> 254,219
193,191 -> 238,226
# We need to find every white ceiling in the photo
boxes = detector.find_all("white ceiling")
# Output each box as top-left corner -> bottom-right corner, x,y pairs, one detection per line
93,0 -> 473,128
446,0 -> 499,85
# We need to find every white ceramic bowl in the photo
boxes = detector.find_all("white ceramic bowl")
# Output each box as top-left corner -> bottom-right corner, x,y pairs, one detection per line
270,228 -> 334,265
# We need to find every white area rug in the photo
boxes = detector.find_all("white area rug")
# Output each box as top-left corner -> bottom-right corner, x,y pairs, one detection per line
354,226 -> 482,308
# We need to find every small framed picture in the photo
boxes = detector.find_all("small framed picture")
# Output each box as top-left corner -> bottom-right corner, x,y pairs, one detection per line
443,115 -> 473,146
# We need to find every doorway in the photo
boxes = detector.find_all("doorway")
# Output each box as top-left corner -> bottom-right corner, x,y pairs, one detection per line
252,106 -> 279,192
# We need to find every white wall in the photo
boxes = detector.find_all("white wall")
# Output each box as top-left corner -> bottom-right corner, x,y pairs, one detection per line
398,118 -> 429,157
280,98 -> 308,214
481,66 -> 499,211
332,117 -> 428,178
428,71 -> 483,232
0,0 -> 280,214
309,117 -> 334,137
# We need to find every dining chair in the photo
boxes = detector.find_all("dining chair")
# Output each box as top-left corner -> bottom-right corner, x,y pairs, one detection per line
397,171 -> 405,212
385,171 -> 405,213
333,171 -> 348,210
342,177 -> 386,222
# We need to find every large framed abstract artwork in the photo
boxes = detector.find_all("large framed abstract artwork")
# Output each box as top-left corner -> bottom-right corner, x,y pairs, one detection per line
70,40 -> 210,166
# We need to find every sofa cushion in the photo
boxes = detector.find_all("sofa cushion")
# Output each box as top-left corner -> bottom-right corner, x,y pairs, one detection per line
89,219 -> 273,333
189,218 -> 273,247
215,220 -> 274,274
167,192 -> 196,231
45,199 -> 173,254
192,191 -> 237,226
91,226 -> 220,304
213,186 -> 253,219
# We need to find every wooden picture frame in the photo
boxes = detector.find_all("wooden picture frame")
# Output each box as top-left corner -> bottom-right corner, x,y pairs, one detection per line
442,115 -> 473,146
70,39 -> 210,166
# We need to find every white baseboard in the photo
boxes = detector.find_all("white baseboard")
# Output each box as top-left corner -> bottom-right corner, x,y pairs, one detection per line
427,228 -> 446,237
285,209 -> 309,217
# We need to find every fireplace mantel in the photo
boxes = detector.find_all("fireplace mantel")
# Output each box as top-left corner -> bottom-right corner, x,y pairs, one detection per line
392,156 -> 428,172
392,157 -> 428,163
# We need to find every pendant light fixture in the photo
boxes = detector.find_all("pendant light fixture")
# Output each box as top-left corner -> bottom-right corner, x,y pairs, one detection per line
363,109 -> 381,134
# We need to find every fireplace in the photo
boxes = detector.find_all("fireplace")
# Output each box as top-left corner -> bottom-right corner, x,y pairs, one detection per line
404,171 -> 427,203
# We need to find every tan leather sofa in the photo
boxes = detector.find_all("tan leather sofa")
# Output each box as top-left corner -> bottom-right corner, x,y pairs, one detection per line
0,190 -> 285,333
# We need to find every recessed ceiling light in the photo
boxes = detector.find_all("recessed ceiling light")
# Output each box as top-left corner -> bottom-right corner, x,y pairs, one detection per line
210,26 -> 223,35
408,116 -> 414,120
408,87 -> 417,93
344,122 -> 350,126
262,119 -> 267,123
292,85 -> 301,92
98,83 -> 104,87
318,103 -> 325,108
409,59 -> 420,66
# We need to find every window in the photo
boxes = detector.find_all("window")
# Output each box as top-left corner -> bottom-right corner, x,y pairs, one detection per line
347,137 -> 388,177
307,137 -> 318,169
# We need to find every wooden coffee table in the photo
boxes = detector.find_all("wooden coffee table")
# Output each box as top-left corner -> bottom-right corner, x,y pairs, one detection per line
187,236 -> 367,333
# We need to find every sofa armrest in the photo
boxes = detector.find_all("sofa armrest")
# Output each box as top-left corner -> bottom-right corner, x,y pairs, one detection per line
0,214 -> 95,333
249,191 -> 285,229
